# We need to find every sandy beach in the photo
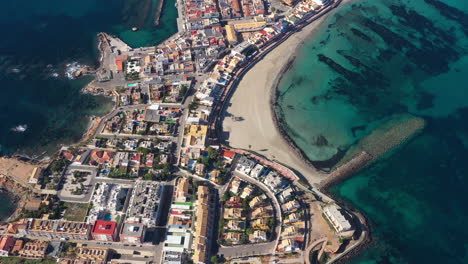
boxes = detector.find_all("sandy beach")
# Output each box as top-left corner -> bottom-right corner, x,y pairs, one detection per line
222,0 -> 354,186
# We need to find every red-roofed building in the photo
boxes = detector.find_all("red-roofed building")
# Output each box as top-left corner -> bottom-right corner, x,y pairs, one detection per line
222,150 -> 236,160
0,236 -> 16,256
91,220 -> 118,242
90,150 -> 114,165
116,60 -> 124,71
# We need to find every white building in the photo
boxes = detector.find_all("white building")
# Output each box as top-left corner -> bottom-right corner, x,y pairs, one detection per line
126,180 -> 162,227
323,204 -> 353,233
235,156 -> 256,175
250,164 -> 265,178
263,171 -> 287,192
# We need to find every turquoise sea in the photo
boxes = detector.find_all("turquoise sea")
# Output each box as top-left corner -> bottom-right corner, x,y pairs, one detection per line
277,0 -> 468,263
0,0 -> 178,157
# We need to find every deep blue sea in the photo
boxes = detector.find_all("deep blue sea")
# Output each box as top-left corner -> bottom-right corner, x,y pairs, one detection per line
0,0 -> 178,157
0,0 -> 178,217
277,0 -> 468,263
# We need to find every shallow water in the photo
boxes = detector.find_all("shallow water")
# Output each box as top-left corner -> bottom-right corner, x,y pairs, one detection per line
0,0 -> 178,156
0,191 -> 16,221
277,0 -> 468,263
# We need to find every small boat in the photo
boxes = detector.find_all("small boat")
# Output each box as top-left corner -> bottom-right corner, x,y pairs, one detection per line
11,124 -> 28,132
132,27 -> 139,32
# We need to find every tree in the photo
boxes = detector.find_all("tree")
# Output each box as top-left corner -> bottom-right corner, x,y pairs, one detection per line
207,147 -> 219,160
180,85 -> 189,97
137,147 -> 150,155
143,173 -> 154,181
222,191 -> 230,202
189,101 -> 198,111
200,157 -> 210,167
211,256 -> 219,264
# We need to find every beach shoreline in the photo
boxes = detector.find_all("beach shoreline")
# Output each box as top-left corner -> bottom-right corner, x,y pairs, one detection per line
221,0 -> 357,187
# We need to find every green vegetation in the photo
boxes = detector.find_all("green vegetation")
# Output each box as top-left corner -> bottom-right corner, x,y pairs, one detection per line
125,72 -> 140,81
72,171 -> 89,184
20,197 -> 65,220
189,101 -> 199,111
180,84 -> 189,97
210,255 -> 226,264
63,202 -> 90,222
116,86 -> 126,93
49,159 -> 69,173
109,168 -> 130,179
137,147 -> 150,155
71,183 -> 85,195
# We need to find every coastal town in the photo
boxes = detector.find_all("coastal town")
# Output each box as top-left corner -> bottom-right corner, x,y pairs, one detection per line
0,0 -> 371,263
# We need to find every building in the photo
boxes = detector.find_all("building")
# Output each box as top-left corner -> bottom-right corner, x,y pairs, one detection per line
174,177 -> 190,202
284,212 -> 301,224
29,167 -> 41,184
226,196 -> 242,207
91,220 -> 118,242
193,186 -> 212,264
163,251 -> 187,264
126,180 -> 162,227
250,164 -> 264,178
323,204 -> 353,234
163,228 -> 192,253
223,208 -> 243,219
60,247 -> 109,264
240,185 -> 253,199
226,220 -> 245,231
120,222 -> 146,244
279,187 -> 294,202
184,125 -> 208,149
232,21 -> 266,32
283,200 -> 300,213
249,230 -> 267,243
11,240 -> 24,255
235,156 -> 256,174
89,150 -> 114,165
19,241 -> 48,259
252,218 -> 270,230
27,219 -> 91,240
251,207 -> 271,218
248,196 -> 263,208
277,239 -> 297,252
230,177 -> 242,194
225,24 -> 238,44
221,150 -> 236,161
282,226 -> 299,236
263,171 -> 287,192
0,236 -> 16,256
225,232 -> 242,244
195,163 -> 206,175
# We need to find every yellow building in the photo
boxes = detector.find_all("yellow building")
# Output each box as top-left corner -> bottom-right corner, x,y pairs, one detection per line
29,167 -> 41,184
194,186 -> 211,263
184,125 -> 208,148
252,218 -> 270,230
232,21 -> 266,32
223,208 -> 243,219
225,24 -> 238,43
174,177 -> 190,202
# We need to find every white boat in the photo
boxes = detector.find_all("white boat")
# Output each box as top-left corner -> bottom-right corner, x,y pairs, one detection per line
11,124 -> 28,132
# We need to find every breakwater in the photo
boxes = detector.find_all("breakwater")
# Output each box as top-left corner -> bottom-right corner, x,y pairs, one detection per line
154,0 -> 166,25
